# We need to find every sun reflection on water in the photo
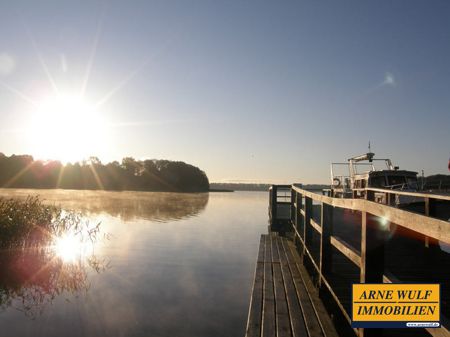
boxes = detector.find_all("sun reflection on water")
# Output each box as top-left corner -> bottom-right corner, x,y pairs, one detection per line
53,232 -> 93,263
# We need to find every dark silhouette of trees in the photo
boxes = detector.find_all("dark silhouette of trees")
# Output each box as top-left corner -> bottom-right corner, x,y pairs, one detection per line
0,153 -> 209,192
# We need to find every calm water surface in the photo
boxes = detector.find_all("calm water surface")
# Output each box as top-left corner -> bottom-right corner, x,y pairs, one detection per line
0,189 -> 269,337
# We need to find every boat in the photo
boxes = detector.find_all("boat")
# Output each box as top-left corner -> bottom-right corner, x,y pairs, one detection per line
328,151 -> 419,205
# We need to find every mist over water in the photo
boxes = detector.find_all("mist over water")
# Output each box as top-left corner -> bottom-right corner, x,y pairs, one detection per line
0,189 -> 269,337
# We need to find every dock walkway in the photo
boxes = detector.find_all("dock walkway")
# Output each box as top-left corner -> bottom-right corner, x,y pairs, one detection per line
246,234 -> 338,337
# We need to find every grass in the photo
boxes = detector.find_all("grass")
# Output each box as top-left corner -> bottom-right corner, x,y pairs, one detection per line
0,196 -> 107,318
0,196 -> 100,249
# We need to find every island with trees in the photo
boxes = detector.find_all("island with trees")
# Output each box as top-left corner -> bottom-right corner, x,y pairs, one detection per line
0,153 -> 209,192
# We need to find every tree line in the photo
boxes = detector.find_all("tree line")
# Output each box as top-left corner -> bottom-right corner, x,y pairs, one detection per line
0,153 -> 209,192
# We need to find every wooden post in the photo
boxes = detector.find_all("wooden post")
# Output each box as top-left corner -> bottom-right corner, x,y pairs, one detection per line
425,197 -> 430,247
359,211 -> 386,337
297,193 -> 303,230
271,186 -> 278,224
319,203 -> 333,289
291,187 -> 295,224
424,197 -> 438,251
366,189 -> 375,202
387,192 -> 393,206
360,212 -> 385,283
303,197 -> 312,258
293,191 -> 298,231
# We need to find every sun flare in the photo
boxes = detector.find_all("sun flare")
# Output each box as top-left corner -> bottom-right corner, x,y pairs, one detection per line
53,232 -> 92,263
27,94 -> 110,163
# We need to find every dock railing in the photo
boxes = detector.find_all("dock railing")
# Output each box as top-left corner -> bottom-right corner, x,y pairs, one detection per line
273,184 -> 450,337
269,185 -> 292,225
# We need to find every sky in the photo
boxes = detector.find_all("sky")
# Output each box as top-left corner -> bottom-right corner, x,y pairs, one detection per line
0,0 -> 449,184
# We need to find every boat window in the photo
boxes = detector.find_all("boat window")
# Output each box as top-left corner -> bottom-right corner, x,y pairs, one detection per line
370,176 -> 386,187
361,180 -> 366,188
387,176 -> 406,186
406,176 -> 418,189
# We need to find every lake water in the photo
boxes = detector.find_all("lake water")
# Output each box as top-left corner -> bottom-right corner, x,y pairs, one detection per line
0,189 -> 269,337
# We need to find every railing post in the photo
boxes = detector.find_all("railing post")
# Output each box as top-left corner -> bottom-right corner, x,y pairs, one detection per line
387,192 -> 393,206
295,191 -> 301,229
360,210 -> 386,337
271,185 -> 278,222
291,187 -> 295,224
424,197 -> 438,251
319,203 -> 333,289
297,193 -> 303,230
293,192 -> 301,249
303,197 -> 312,258
366,189 -> 375,202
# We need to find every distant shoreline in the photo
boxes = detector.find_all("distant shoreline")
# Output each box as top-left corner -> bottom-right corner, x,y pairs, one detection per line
209,189 -> 234,192
210,183 -> 329,192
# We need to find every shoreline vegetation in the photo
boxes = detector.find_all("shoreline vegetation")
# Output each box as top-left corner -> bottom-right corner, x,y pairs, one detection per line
0,153 -> 209,193
0,196 -> 107,318
210,176 -> 450,192
0,196 -> 100,250
209,183 -> 329,192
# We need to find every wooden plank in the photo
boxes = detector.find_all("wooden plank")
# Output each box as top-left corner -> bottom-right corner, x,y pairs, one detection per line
262,235 -> 276,337
265,234 -> 273,264
297,182 -> 450,203
426,327 -> 450,337
283,237 -> 340,337
285,237 -> 353,327
291,185 -> 450,244
271,234 -> 280,263
365,187 -> 450,201
283,237 -> 325,337
257,235 -> 266,263
277,237 -> 307,337
310,218 -> 322,234
246,261 -> 264,337
282,239 -> 344,337
425,313 -> 450,337
330,236 -> 361,268
273,258 -> 292,337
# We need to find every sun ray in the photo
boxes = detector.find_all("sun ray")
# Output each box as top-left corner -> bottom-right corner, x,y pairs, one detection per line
56,164 -> 65,189
80,6 -> 106,98
108,119 -> 185,128
2,160 -> 35,188
94,32 -> 177,109
88,163 -> 105,190
0,81 -> 37,107
21,18 -> 59,94
94,57 -> 151,109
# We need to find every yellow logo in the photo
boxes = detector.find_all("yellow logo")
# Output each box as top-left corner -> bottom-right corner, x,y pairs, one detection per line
352,284 -> 440,328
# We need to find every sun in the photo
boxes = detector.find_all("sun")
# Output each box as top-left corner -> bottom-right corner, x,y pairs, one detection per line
27,94 -> 110,163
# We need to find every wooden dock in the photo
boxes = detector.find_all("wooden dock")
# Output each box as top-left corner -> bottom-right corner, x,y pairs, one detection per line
246,234 -> 338,337
246,185 -> 450,337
